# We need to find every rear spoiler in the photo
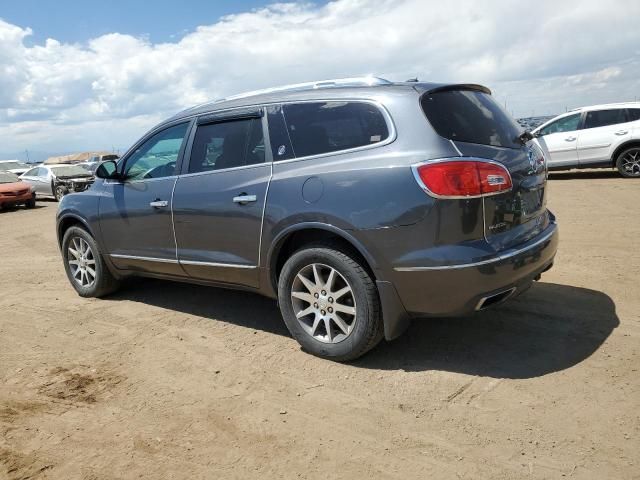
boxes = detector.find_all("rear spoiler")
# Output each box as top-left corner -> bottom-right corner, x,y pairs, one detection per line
415,83 -> 492,95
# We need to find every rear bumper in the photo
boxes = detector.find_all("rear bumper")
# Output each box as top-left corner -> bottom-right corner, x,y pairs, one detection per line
390,222 -> 558,317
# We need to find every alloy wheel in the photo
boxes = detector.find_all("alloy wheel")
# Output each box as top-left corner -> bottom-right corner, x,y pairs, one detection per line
290,263 -> 357,343
67,237 -> 97,288
621,149 -> 640,177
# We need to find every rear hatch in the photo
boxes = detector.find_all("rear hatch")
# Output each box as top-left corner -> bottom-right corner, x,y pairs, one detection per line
419,85 -> 549,250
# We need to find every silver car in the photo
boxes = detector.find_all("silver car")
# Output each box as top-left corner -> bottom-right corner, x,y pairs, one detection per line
20,164 -> 95,201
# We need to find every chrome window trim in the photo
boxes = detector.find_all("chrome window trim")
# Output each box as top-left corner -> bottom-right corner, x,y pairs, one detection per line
394,224 -> 556,272
411,157 -> 513,200
178,161 -> 269,179
110,253 -> 257,269
170,98 -> 396,167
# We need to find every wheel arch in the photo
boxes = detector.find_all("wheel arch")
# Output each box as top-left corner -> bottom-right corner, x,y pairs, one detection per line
267,223 -> 379,294
57,214 -> 95,247
611,140 -> 640,166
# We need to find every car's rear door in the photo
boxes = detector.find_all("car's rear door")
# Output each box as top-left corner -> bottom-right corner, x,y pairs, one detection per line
420,87 -> 550,250
172,109 -> 271,287
577,108 -> 630,165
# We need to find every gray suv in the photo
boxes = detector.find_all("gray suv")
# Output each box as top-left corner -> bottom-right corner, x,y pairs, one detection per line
57,77 -> 558,361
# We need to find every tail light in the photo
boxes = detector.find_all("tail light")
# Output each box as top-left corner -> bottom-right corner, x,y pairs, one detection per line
412,159 -> 512,198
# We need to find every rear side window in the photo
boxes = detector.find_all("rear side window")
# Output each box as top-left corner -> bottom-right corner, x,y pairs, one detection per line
189,118 -> 265,173
281,102 -> 389,158
267,105 -> 295,161
421,90 -> 522,148
583,109 -> 627,129
628,109 -> 640,121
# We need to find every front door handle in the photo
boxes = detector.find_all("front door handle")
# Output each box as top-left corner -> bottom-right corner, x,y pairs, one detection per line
233,194 -> 257,205
615,130 -> 628,136
564,136 -> 576,142
149,199 -> 169,208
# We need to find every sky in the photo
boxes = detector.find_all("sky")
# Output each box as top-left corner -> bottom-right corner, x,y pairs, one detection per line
0,0 -> 638,160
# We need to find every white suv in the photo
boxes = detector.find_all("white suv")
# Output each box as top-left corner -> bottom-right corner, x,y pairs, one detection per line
532,103 -> 640,178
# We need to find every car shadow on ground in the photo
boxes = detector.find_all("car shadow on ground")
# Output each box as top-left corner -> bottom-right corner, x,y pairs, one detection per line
109,280 -> 617,379
109,278 -> 289,337
355,282 -> 618,379
0,204 -> 47,213
548,170 -> 619,180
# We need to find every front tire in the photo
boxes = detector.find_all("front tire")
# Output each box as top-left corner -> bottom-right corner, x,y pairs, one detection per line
61,226 -> 120,297
615,147 -> 640,178
54,185 -> 68,201
25,195 -> 36,209
278,244 -> 383,362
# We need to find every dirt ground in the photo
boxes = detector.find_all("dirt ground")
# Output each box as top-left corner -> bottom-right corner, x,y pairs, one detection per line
0,170 -> 638,480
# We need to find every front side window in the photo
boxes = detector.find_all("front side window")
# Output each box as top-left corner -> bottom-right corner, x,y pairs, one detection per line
124,123 -> 189,180
539,113 -> 581,136
188,118 -> 264,173
583,109 -> 627,129
282,102 -> 389,158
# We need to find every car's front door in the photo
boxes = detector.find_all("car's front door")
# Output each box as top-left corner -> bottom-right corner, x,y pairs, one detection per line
172,110 -> 270,287
535,113 -> 582,168
22,167 -> 51,195
577,108 -> 629,165
99,121 -> 192,275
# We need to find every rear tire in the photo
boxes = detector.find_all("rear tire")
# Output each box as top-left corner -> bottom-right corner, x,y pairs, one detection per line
277,243 -> 383,362
62,226 -> 120,297
615,147 -> 640,178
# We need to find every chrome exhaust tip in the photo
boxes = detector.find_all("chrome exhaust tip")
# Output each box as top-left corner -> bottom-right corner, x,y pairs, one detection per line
475,287 -> 517,311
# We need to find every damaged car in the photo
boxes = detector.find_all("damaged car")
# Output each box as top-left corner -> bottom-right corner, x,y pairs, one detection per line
20,164 -> 95,201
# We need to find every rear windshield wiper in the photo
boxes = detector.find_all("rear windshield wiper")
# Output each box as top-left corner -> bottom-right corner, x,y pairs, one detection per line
515,130 -> 534,145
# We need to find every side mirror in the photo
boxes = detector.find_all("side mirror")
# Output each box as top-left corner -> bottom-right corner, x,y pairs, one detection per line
95,160 -> 118,179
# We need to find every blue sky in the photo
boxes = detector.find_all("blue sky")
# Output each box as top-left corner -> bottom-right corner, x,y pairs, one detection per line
0,0 -> 638,159
0,0 -> 285,44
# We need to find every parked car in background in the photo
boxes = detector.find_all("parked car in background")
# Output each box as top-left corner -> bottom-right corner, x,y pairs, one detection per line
0,171 -> 36,210
532,102 -> 640,177
0,160 -> 32,176
20,164 -> 95,201
56,77 -> 558,361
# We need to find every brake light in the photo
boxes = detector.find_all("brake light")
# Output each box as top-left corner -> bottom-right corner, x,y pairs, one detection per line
413,159 -> 512,198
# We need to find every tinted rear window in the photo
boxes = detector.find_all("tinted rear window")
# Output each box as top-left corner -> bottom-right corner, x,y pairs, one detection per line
583,109 -> 627,129
628,109 -> 640,122
281,102 -> 389,158
421,90 -> 522,148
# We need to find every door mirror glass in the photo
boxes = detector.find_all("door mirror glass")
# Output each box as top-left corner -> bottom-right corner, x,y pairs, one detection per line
95,160 -> 118,179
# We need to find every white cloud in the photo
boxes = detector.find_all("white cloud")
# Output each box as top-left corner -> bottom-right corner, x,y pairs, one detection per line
0,0 -> 639,154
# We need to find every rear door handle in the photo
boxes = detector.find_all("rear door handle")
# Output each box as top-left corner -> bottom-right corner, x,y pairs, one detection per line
233,194 -> 257,205
615,130 -> 628,136
149,200 -> 169,208
564,136 -> 576,142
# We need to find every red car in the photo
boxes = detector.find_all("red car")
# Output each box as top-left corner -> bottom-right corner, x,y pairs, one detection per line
0,171 -> 36,210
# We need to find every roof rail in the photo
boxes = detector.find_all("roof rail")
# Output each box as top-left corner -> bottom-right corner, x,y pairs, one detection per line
217,76 -> 392,103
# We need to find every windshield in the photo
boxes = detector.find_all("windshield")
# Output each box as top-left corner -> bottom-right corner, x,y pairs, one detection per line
51,165 -> 92,177
0,172 -> 20,183
0,161 -> 28,170
421,89 -> 522,148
